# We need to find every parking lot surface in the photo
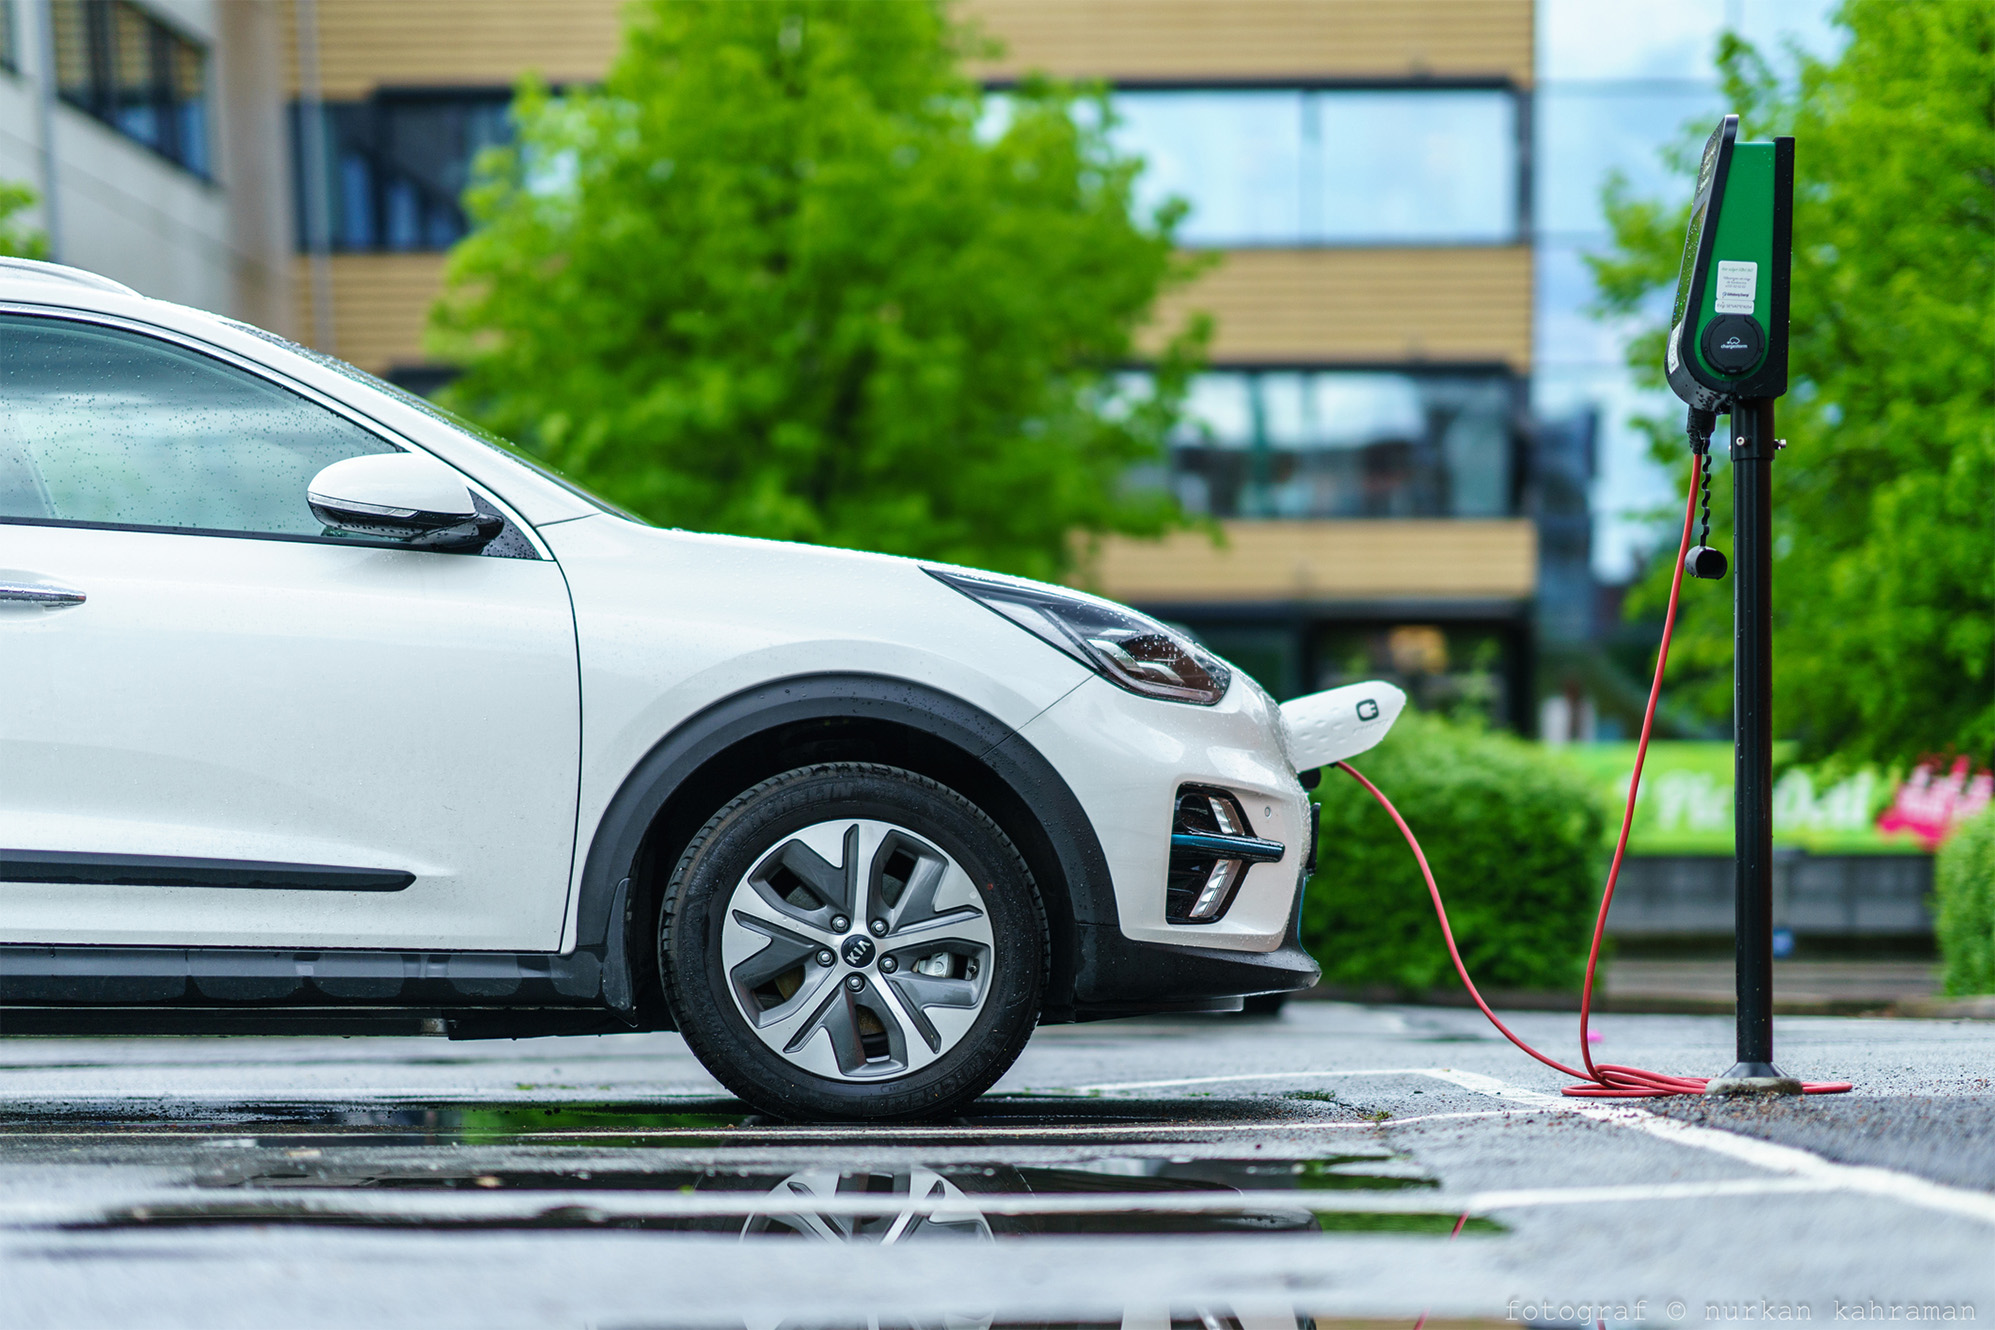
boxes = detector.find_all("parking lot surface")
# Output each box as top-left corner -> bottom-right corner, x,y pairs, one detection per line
2,1001 -> 1991,1328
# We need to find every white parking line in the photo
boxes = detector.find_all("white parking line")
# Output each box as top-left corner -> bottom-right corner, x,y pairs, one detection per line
1076,1068 -> 1443,1092
1424,1067 -> 1995,1228
1082,1063 -> 1995,1229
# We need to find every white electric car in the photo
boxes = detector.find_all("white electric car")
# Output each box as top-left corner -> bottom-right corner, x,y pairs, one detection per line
0,258 -> 1402,1120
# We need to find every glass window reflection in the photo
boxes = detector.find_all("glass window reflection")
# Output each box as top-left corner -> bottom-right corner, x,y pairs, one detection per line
52,0 -> 209,175
294,94 -> 513,253
1115,88 -> 1519,246
1154,369 -> 1517,520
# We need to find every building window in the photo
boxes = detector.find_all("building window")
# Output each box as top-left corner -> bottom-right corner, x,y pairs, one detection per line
293,92 -> 512,253
52,0 -> 208,175
1110,88 -> 1521,247
1132,369 -> 1520,521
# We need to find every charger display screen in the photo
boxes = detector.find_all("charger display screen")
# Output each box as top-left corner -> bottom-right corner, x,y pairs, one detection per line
1670,121 -> 1728,328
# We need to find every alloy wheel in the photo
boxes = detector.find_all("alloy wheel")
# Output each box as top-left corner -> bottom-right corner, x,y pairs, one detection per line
719,818 -> 995,1082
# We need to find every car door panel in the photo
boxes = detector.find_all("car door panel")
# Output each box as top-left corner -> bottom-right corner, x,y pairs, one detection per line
0,514 -> 579,950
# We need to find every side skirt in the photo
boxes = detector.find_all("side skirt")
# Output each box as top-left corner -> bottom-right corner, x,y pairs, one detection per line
0,887 -> 646,1039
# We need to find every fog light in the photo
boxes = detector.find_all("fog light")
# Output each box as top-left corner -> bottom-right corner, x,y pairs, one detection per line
1166,786 -> 1285,925
1187,857 -> 1241,921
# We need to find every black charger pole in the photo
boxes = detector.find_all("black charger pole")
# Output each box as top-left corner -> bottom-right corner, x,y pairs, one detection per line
1720,397 -> 1794,1088
1661,119 -> 1801,1093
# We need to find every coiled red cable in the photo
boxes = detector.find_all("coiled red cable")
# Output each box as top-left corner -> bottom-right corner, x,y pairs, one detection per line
1336,467 -> 1851,1099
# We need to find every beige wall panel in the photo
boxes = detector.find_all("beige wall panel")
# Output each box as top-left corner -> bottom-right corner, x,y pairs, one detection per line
1081,519 -> 1536,602
294,253 -> 449,373
218,0 -> 297,335
285,1 -> 1530,99
1149,246 -> 1531,368
966,0 -> 1532,83
286,1 -> 625,98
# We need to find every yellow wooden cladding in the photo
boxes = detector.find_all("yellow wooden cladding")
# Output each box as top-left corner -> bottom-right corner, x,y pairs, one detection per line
1149,246 -> 1532,368
286,1 -> 1531,100
296,246 -> 1531,376
285,1 -> 625,99
1080,519 -> 1537,603
293,253 -> 448,373
965,0 -> 1533,83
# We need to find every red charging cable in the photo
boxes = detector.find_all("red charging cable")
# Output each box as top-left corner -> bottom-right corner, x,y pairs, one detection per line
1337,468 -> 1852,1099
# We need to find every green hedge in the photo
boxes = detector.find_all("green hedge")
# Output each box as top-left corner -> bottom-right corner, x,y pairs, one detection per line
1936,808 -> 1995,995
1301,712 -> 1607,992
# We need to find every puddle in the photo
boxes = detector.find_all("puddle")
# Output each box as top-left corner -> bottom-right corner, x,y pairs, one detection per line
75,1202 -> 1498,1237
6,1095 -> 1499,1241
211,1154 -> 1435,1195
56,1153 -> 1496,1239
0,1094 -> 1363,1147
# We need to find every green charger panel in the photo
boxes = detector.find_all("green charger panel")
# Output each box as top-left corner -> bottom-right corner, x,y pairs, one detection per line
1665,115 -> 1794,410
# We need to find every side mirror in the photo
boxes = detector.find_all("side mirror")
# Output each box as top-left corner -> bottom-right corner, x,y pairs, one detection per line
307,453 -> 503,552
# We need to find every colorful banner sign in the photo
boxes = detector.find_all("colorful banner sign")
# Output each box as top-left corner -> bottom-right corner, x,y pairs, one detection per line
1553,742 -> 1961,856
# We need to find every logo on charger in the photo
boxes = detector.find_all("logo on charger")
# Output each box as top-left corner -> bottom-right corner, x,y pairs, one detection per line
1357,699 -> 1380,722
1721,335 -> 1748,350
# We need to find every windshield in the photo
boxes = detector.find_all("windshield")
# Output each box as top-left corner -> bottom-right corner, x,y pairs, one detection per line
218,318 -> 647,524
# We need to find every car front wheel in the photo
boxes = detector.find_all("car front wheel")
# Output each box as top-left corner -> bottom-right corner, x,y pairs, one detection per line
660,763 -> 1046,1121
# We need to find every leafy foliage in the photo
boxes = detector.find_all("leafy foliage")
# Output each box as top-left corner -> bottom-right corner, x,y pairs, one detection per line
0,183 -> 50,259
1303,713 -> 1607,992
1591,2 -> 1995,765
1936,808 -> 1995,995
431,0 -> 1206,581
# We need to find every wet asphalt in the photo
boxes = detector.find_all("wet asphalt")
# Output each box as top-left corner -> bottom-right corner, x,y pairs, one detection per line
1,1001 -> 1991,1328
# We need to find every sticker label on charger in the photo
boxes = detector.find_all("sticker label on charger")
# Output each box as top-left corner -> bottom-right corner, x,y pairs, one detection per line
1714,260 -> 1759,314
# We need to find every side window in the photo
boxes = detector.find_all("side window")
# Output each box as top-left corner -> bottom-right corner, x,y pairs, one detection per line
0,314 -> 398,538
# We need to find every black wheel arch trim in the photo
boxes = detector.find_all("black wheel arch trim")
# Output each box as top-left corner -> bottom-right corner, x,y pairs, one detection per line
574,672 -> 1117,1023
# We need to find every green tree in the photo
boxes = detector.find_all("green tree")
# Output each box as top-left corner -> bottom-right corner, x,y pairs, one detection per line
0,183 -> 50,259
1591,1 -> 1995,764
1935,806 -> 1995,995
431,0 -> 1206,581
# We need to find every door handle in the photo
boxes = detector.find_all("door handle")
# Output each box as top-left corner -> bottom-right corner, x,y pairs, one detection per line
0,579 -> 86,608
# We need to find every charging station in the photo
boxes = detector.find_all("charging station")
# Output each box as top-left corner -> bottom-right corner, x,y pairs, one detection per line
1664,115 -> 1801,1094
1332,113 -> 1845,1100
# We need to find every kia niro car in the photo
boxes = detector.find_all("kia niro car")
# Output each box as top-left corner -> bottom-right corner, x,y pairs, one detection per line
0,258 -> 1402,1120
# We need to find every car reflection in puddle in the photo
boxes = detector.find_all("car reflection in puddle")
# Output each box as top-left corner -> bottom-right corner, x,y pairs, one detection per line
11,1095 -> 1497,1240
83,1156 -> 1493,1238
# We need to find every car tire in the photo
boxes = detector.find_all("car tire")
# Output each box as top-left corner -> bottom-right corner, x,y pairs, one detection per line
660,763 -> 1047,1122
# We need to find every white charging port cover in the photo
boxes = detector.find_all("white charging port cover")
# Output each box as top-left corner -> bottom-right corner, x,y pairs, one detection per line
1279,681 -> 1407,771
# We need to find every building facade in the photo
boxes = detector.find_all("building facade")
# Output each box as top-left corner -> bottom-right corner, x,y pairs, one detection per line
2,0 -> 1544,727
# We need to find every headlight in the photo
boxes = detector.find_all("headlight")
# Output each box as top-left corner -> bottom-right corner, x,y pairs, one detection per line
926,567 -> 1232,706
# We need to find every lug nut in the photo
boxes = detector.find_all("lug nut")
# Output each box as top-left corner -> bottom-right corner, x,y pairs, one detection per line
830,915 -> 849,933
845,974 -> 865,991
869,918 -> 888,936
815,949 -> 835,967
880,956 -> 898,973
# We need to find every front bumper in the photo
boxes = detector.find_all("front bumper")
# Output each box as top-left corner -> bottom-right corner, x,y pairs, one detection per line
1017,673 -> 1315,954
1068,873 -> 1320,1018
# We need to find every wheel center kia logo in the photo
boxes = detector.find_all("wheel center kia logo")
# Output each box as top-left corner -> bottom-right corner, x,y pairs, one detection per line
841,936 -> 877,967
